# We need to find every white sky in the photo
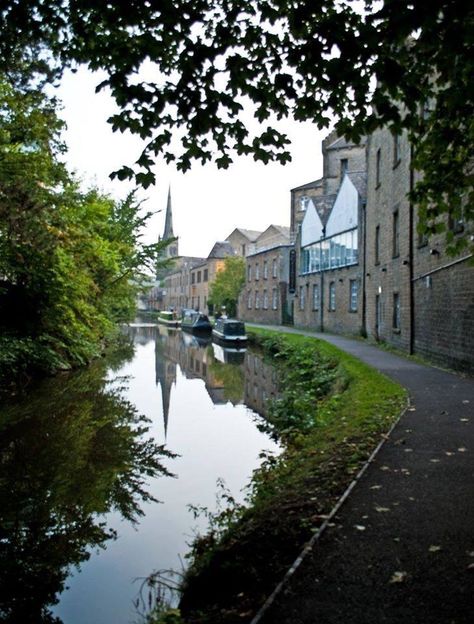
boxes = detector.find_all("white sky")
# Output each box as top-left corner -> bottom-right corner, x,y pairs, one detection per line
56,67 -> 328,258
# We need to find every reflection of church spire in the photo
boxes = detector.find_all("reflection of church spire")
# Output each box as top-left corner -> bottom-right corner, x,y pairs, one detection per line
155,335 -> 176,439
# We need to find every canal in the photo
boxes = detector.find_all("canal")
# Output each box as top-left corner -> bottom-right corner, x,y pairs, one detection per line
0,323 -> 280,623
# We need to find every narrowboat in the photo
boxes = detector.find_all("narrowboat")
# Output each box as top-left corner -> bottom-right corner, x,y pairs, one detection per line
181,309 -> 212,334
157,310 -> 181,327
212,317 -> 247,345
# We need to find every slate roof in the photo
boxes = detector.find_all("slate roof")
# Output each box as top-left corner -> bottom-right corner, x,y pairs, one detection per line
312,194 -> 337,226
347,171 -> 368,201
326,135 -> 367,150
233,228 -> 262,241
207,241 -> 236,259
291,178 -> 323,192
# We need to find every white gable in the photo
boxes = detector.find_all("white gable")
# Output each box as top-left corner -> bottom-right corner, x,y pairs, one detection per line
301,199 -> 324,247
325,175 -> 358,237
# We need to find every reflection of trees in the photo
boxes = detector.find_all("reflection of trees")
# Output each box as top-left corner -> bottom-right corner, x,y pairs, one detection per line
0,350 -> 176,623
208,359 -> 244,405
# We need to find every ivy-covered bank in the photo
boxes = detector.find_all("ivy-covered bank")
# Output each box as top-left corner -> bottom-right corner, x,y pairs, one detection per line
147,329 -> 407,624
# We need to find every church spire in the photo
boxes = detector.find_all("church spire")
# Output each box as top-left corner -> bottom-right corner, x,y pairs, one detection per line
162,186 -> 178,258
163,186 -> 174,240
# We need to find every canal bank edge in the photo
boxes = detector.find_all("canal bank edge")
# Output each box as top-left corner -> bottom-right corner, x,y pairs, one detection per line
250,397 -> 409,624
176,328 -> 407,623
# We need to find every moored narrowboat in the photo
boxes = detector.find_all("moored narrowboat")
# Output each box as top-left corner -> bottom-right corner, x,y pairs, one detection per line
212,318 -> 247,344
181,309 -> 212,334
157,310 -> 181,327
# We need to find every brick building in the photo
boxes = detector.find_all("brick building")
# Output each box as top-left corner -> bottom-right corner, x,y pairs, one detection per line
239,225 -> 292,324
365,126 -> 474,371
188,241 -> 236,313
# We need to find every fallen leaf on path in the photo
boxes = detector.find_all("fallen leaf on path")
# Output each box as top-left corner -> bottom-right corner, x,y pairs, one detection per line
375,505 -> 390,513
429,545 -> 441,553
458,447 -> 467,452
460,418 -> 469,422
354,525 -> 366,531
370,484 -> 382,490
389,571 -> 407,583
462,400 -> 470,404
430,459 -> 441,463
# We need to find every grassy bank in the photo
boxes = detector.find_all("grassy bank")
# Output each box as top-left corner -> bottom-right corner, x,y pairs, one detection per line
154,329 -> 407,624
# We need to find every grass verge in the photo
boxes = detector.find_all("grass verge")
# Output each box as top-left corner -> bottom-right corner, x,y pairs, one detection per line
155,328 -> 407,624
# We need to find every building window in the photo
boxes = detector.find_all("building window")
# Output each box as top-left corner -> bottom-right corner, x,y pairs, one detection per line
247,292 -> 252,309
191,273 -> 195,284
329,282 -> 336,311
376,148 -> 381,187
393,209 -> 400,257
393,134 -> 401,166
255,263 -> 260,280
349,280 -> 358,312
263,289 -> 268,309
299,285 -> 305,310
312,284 -> 320,310
340,158 -> 348,178
247,264 -> 252,281
300,228 -> 358,274
375,225 -> 380,265
272,258 -> 278,278
263,260 -> 268,279
242,244 -> 246,256
203,269 -> 208,281
272,288 -> 278,310
300,195 -> 309,211
197,270 -> 202,283
255,291 -> 259,309
393,293 -> 400,330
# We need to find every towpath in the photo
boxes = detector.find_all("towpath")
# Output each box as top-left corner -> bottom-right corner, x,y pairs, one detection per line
249,325 -> 474,624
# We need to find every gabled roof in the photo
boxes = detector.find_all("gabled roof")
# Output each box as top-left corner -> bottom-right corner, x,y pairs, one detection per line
228,227 -> 262,242
291,178 -> 323,192
325,135 -> 367,150
207,241 -> 236,259
312,194 -> 337,225
258,224 -> 290,239
325,175 -> 359,237
347,171 -> 367,200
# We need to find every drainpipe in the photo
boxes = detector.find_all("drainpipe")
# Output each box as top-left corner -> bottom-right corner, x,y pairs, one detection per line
361,199 -> 367,336
320,267 -> 325,332
408,145 -> 415,355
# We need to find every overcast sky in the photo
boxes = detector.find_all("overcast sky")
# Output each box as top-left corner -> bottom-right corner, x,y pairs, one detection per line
57,67 -> 329,258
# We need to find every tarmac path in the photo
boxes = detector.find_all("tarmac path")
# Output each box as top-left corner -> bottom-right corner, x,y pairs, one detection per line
249,325 -> 474,624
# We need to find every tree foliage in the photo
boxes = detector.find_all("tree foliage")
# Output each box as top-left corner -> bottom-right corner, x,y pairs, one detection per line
208,256 -> 245,318
0,76 -> 169,386
0,1 -> 472,250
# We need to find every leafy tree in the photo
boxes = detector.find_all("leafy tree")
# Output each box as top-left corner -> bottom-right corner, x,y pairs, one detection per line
0,75 -> 171,385
0,1 -> 472,250
208,256 -> 245,318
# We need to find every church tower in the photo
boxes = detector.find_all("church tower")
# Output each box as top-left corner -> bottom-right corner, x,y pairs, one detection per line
161,187 -> 179,259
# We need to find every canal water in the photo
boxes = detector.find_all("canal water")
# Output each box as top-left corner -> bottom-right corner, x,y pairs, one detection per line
0,323 -> 279,623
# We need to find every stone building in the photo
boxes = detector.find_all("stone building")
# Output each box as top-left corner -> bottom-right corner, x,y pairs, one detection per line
239,225 -> 292,324
226,228 -> 262,257
187,241 -> 236,313
365,126 -> 474,371
291,133 -> 368,332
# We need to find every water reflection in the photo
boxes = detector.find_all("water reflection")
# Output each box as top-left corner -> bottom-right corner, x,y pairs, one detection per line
0,325 -> 280,624
0,345 -> 175,624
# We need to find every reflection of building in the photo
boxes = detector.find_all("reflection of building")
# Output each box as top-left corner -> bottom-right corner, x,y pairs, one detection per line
244,351 -> 279,418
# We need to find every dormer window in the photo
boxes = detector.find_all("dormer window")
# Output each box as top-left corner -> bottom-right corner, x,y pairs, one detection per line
299,196 -> 309,211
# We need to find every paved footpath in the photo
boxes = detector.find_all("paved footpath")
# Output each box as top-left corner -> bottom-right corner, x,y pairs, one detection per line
249,325 -> 474,624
